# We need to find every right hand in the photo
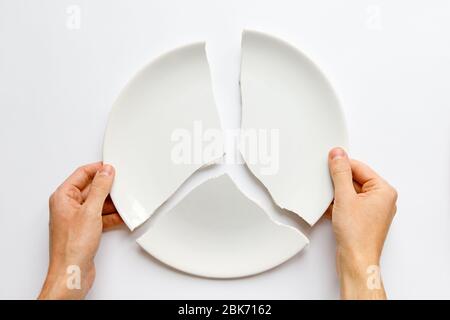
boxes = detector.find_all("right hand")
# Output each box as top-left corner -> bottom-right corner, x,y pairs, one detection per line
327,147 -> 398,299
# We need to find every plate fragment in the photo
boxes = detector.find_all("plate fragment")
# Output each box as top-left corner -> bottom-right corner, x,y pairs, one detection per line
240,30 -> 348,225
137,174 -> 308,278
103,43 -> 223,230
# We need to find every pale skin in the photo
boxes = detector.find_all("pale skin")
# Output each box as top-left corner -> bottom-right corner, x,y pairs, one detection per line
38,148 -> 397,300
38,162 -> 123,299
326,147 -> 397,299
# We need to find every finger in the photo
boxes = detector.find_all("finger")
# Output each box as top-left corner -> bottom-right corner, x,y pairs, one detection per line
350,159 -> 382,186
328,147 -> 356,200
82,180 -> 117,213
84,164 -> 115,215
323,181 -> 360,220
102,213 -> 124,231
102,196 -> 117,214
62,162 -> 103,191
81,184 -> 90,201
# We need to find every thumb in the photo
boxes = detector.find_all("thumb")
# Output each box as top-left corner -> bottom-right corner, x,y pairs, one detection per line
84,164 -> 115,214
328,148 -> 355,201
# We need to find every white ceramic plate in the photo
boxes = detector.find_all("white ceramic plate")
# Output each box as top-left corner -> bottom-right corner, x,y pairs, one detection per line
137,174 -> 308,278
104,32 -> 346,277
103,43 -> 223,230
240,30 -> 348,226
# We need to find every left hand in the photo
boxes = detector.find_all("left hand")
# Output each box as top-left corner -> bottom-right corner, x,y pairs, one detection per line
38,162 -> 123,299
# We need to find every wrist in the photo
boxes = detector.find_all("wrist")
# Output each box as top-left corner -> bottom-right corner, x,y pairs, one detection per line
38,260 -> 95,300
336,248 -> 386,300
337,247 -> 380,272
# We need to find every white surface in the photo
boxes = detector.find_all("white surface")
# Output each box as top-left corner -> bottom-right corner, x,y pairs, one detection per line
138,174 -> 308,278
0,0 -> 449,299
241,30 -> 348,225
103,42 -> 223,230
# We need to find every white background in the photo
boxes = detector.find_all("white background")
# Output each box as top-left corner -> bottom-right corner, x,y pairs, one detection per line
1,0 -> 449,299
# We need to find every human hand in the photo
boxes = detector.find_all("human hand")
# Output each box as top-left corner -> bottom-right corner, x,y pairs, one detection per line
38,162 -> 123,300
327,147 -> 397,299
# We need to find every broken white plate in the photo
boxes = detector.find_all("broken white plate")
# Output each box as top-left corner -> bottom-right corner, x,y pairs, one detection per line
103,43 -> 223,230
137,174 -> 308,278
240,30 -> 348,226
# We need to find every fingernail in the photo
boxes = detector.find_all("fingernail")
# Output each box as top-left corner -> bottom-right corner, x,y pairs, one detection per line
329,147 -> 347,160
99,164 -> 113,176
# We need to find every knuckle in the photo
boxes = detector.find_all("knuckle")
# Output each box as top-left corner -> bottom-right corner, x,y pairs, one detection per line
331,163 -> 351,176
387,185 -> 398,202
74,165 -> 85,175
76,165 -> 88,173
49,187 -> 62,205
65,185 -> 79,199
48,193 -> 55,206
75,165 -> 91,178
90,182 -> 108,196
392,188 -> 398,201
